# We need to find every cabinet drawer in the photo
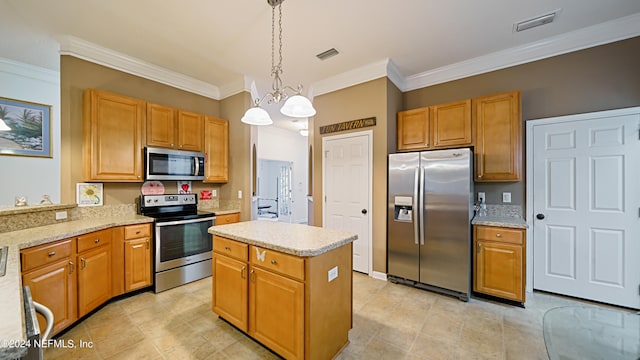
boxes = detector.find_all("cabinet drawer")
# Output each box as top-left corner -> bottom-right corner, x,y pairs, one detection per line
250,246 -> 305,281
77,229 -> 112,253
124,224 -> 151,240
214,236 -> 248,261
21,239 -> 73,272
216,213 -> 240,225
475,226 -> 523,245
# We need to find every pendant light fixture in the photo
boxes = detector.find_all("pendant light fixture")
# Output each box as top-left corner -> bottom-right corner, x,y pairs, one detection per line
241,0 -> 316,126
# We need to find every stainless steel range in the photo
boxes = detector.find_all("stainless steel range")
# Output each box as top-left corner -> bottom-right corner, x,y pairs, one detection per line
139,194 -> 215,293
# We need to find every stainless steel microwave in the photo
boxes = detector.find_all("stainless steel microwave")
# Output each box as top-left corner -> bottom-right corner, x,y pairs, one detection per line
145,147 -> 205,181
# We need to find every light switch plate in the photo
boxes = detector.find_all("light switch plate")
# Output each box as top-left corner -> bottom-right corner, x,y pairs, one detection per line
55,211 -> 67,220
238,190 -> 242,199
212,189 -> 217,197
328,266 -> 338,282
502,192 -> 512,203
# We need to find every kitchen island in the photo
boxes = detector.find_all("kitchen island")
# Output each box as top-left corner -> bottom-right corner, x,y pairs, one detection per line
208,221 -> 357,360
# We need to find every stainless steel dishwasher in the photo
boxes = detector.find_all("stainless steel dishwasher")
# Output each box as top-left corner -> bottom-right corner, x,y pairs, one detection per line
21,286 -> 53,360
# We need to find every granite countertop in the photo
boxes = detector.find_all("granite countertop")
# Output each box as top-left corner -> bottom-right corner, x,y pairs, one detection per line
0,215 -> 153,359
199,205 -> 240,216
209,221 -> 357,257
471,215 -> 528,229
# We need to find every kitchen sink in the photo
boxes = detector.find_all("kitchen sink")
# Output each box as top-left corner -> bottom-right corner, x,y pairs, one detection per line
0,246 -> 8,277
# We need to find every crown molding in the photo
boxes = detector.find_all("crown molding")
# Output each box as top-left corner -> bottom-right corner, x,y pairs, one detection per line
0,56 -> 59,85
403,12 -> 640,91
385,59 -> 405,90
218,76 -> 248,99
312,59 -> 390,96
59,36 -> 221,99
55,12 -> 640,101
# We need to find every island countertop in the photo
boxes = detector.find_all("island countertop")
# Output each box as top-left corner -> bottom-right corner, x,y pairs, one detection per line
208,221 -> 357,257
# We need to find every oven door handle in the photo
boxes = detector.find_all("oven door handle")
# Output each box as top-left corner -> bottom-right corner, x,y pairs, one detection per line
155,216 -> 216,227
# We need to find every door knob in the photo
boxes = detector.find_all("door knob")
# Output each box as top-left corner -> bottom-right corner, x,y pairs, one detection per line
361,209 -> 368,215
536,213 -> 545,220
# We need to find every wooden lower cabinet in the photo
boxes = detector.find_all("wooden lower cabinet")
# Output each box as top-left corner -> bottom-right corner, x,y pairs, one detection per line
250,267 -> 304,360
22,257 -> 77,336
212,253 -> 249,331
212,235 -> 352,360
215,212 -> 240,225
77,244 -> 112,317
473,225 -> 525,302
124,237 -> 151,292
20,224 -> 154,336
123,224 -> 152,292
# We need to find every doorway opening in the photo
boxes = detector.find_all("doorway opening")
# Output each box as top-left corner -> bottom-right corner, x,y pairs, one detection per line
257,159 -> 293,223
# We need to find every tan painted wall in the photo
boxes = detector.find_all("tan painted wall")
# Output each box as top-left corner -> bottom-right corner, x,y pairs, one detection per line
60,56 -> 225,205
311,77 -> 394,273
403,36 -> 640,209
220,92 -> 253,221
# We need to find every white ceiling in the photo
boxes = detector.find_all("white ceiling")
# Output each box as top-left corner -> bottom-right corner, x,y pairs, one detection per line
1,0 -> 640,132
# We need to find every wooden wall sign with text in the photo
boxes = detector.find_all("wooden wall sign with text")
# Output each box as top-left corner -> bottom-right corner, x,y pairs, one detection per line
319,117 -> 376,135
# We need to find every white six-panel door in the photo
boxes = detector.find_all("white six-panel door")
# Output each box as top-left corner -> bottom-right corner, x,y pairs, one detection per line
323,131 -> 371,274
531,108 -> 640,308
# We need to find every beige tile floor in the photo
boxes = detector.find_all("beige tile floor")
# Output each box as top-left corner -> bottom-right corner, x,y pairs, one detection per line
43,272 -> 611,360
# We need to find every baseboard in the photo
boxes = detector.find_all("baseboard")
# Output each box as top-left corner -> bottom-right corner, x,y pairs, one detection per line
371,271 -> 387,281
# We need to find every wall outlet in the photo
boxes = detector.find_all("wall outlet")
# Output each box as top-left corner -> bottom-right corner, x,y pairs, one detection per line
328,266 -> 338,282
238,190 -> 242,199
477,192 -> 486,203
55,211 -> 67,220
502,192 -> 512,203
212,189 -> 217,197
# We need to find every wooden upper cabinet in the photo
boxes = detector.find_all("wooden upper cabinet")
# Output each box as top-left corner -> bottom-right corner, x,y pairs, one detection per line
146,103 -> 176,149
147,105 -> 203,152
474,91 -> 522,182
204,116 -> 229,183
177,110 -> 204,152
83,89 -> 145,182
431,99 -> 472,148
397,107 -> 430,151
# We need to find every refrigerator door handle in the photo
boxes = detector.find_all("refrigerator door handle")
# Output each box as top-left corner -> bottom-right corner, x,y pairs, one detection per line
413,167 -> 419,245
419,165 -> 425,245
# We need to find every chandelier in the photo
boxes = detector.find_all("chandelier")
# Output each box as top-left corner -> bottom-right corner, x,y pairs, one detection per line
241,0 -> 316,126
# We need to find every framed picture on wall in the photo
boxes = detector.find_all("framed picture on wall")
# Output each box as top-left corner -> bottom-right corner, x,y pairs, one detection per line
0,97 -> 52,157
76,183 -> 103,207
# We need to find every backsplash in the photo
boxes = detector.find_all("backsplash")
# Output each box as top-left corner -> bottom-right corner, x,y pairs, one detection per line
485,204 -> 522,218
71,204 -> 138,220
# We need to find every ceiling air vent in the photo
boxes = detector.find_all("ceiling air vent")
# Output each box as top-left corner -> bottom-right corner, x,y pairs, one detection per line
316,48 -> 339,60
514,11 -> 558,32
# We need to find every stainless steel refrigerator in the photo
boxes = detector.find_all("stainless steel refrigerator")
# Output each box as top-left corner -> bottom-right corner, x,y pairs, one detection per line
387,148 -> 473,301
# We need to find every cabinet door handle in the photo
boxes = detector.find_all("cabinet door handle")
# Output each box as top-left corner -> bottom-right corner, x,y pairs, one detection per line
496,233 -> 502,238
136,230 -> 141,235
94,238 -> 100,244
69,261 -> 75,274
224,246 -> 231,251
146,240 -> 150,249
477,242 -> 481,253
80,258 -> 86,270
249,269 -> 255,283
241,266 -> 246,279
270,259 -> 277,265
48,251 -> 56,257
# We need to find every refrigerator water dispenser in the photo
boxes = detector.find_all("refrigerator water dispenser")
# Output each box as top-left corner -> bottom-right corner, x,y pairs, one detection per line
393,196 -> 413,222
